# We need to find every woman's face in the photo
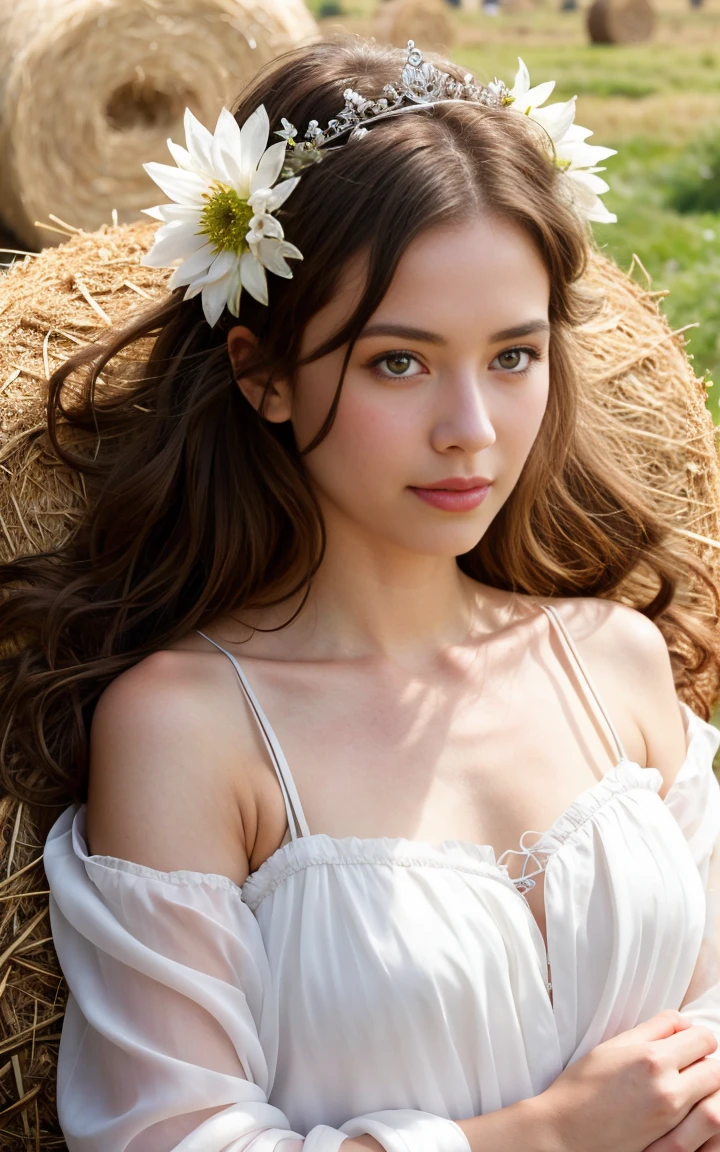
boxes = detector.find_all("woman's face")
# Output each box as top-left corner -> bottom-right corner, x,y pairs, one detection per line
288,215 -> 550,559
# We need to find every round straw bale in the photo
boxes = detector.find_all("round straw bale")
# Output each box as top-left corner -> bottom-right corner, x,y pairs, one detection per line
0,0 -> 318,251
586,0 -> 656,43
373,0 -> 456,51
0,223 -> 719,1146
502,0 -> 537,14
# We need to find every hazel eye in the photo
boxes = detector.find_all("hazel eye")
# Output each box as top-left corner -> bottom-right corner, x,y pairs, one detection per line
385,353 -> 414,375
371,351 -> 424,379
490,346 -> 541,375
496,349 -> 525,370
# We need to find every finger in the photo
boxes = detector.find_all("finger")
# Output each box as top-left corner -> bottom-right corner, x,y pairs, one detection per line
660,1028 -> 720,1070
609,1011 -> 695,1048
660,1086 -> 720,1151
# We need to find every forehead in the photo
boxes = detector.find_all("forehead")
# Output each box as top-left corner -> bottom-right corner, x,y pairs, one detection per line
303,216 -> 551,353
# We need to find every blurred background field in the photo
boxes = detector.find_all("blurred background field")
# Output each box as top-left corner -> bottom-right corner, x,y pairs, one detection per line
313,0 -> 720,423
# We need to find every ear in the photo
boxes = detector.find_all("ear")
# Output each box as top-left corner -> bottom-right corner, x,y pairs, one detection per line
227,325 -> 292,424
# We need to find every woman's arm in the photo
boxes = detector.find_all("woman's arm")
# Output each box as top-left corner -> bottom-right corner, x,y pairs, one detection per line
46,662 -> 474,1152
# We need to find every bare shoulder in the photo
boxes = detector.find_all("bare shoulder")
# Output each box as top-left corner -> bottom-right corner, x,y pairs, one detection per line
547,596 -> 687,787
86,648 -> 260,885
547,595 -> 669,665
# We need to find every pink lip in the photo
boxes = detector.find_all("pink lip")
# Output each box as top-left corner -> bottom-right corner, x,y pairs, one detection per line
418,476 -> 493,491
409,478 -> 493,512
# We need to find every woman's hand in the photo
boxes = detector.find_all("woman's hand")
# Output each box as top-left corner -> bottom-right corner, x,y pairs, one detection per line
538,1010 -> 720,1152
643,1084 -> 720,1151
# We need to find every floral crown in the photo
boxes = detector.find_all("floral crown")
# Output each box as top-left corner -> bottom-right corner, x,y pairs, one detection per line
142,40 -> 617,328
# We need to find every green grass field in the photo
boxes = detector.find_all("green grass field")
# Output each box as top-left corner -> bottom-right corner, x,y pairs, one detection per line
315,0 -> 720,422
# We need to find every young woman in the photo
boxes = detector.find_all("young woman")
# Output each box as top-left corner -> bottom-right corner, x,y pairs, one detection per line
4,35 -> 720,1152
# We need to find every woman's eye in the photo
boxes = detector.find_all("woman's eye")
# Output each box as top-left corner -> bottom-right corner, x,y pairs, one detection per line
371,352 -> 424,379
491,347 -> 539,374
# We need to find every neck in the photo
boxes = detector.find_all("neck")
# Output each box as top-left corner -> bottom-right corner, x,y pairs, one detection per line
235,511 -> 496,666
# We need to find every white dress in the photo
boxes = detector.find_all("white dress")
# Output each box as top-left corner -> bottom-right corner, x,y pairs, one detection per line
44,603 -> 720,1152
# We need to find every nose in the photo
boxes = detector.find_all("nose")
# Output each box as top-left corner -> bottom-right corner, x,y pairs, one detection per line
430,369 -> 497,455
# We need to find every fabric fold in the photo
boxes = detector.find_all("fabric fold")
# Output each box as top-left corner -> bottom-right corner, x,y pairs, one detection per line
43,700 -> 720,1152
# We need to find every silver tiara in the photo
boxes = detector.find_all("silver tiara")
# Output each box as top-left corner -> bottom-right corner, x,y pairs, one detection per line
277,40 -> 512,154
141,37 -> 617,326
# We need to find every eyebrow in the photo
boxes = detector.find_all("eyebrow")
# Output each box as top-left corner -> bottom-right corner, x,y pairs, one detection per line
358,320 -> 551,344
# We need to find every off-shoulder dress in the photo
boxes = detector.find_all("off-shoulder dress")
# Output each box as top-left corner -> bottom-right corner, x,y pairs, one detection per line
44,603 -> 720,1152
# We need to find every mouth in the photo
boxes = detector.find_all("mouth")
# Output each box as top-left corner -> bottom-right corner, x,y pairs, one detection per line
415,477 -> 493,491
408,479 -> 493,512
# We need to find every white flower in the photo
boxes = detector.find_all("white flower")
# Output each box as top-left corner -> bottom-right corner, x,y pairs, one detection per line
275,117 -> 298,142
141,104 -> 303,327
508,58 -> 617,224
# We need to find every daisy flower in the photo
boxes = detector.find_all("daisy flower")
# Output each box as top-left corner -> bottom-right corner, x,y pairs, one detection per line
508,58 -> 617,223
141,104 -> 303,327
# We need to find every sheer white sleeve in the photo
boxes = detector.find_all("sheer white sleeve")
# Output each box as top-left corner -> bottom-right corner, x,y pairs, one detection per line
44,806 -> 471,1152
665,711 -> 720,1050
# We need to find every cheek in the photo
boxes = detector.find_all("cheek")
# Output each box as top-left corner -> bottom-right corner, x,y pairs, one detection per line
501,372 -> 550,457
301,388 -> 416,495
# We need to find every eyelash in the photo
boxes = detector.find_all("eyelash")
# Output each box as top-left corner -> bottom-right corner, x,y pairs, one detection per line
368,345 -> 544,380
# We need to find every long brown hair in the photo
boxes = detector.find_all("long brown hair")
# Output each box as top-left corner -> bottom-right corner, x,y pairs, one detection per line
1,37 -> 717,827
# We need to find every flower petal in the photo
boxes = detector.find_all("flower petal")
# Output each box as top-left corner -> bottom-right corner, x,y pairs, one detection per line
212,107 -> 244,189
250,140 -> 287,194
143,162 -> 208,206
568,169 -> 610,195
201,274 -> 233,327
188,247 -> 239,289
557,141 -> 617,168
529,97 -> 577,144
248,213 -> 285,242
510,58 -> 530,98
238,104 -> 270,190
142,222 -> 207,266
563,172 -> 616,222
279,241 -> 303,261
183,107 -> 215,175
166,139 -> 197,174
255,238 -> 295,278
141,203 -> 203,224
240,251 -> 269,305
556,122 -> 594,145
165,242 -> 216,287
586,201 -> 617,224
263,176 -> 300,211
226,264 -> 244,317
514,79 -> 555,113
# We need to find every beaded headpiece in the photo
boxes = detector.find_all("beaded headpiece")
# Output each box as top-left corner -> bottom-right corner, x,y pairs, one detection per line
141,40 -> 617,327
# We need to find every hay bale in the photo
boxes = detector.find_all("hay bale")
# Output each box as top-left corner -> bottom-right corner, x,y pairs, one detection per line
0,0 -> 318,251
373,0 -> 456,51
1,223 -> 720,1145
586,0 -> 656,43
502,0 -> 537,13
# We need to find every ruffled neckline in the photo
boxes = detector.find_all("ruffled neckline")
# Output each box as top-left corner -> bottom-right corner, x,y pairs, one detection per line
241,701 -> 719,911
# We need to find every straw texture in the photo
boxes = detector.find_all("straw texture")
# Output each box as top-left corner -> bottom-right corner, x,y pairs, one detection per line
373,0 -> 456,51
586,0 -> 656,43
0,220 -> 719,1146
0,0 -> 318,249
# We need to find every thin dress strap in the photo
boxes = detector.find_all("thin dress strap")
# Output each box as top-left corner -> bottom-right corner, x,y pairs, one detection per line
195,630 -> 312,841
538,603 -> 629,764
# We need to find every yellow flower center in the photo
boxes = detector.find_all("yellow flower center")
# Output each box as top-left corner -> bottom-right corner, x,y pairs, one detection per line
198,182 -> 253,253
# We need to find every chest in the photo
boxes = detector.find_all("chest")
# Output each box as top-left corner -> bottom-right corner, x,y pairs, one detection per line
246,787 -> 706,1126
249,653 -> 639,871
